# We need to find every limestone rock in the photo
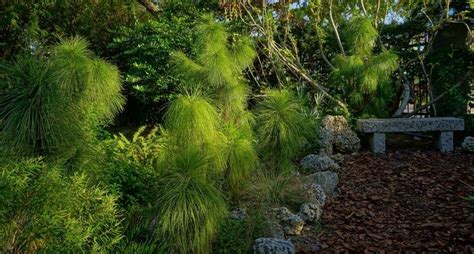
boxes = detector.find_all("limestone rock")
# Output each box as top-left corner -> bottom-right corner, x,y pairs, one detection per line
269,207 -> 304,236
305,171 -> 339,196
303,183 -> 326,207
253,238 -> 295,254
298,202 -> 322,222
230,208 -> 248,220
300,154 -> 339,172
462,136 -> 474,152
319,115 -> 360,154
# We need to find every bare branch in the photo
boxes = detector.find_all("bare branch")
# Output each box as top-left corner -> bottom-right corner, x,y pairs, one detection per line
329,0 -> 346,55
374,0 -> 381,28
360,0 -> 368,16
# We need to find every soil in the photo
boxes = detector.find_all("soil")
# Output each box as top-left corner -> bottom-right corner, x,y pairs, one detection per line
296,146 -> 474,253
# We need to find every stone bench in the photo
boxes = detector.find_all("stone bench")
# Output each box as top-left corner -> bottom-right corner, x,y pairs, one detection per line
357,117 -> 465,154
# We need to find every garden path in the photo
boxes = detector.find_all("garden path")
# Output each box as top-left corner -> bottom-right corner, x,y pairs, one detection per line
297,148 -> 473,252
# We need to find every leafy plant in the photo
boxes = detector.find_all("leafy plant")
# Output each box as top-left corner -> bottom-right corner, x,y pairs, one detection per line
223,123 -> 259,196
329,17 -> 398,117
164,93 -> 227,175
0,38 -> 124,157
155,149 -> 227,254
243,169 -> 310,209
0,158 -> 123,253
169,14 -> 258,191
212,209 -> 269,254
255,89 -> 313,171
108,2 -> 204,123
172,13 -> 256,125
98,126 -> 163,207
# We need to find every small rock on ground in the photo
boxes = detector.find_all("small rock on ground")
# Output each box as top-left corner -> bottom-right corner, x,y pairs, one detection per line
300,154 -> 339,172
253,238 -> 295,254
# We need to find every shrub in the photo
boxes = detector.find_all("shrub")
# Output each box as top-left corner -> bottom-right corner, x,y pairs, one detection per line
164,93 -> 228,175
243,170 -> 310,210
212,209 -> 269,253
98,126 -> 163,207
155,149 -> 227,254
108,2 -> 210,124
329,17 -> 398,117
255,89 -> 313,171
0,158 -> 123,253
0,38 -> 124,157
223,123 -> 259,196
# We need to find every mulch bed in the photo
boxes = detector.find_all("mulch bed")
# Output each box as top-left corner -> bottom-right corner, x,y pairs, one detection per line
298,149 -> 474,253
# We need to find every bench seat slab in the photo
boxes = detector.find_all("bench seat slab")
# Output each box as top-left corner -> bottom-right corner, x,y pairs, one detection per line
357,117 -> 464,133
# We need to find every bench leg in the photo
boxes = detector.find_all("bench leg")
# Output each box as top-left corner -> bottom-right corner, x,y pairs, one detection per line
437,131 -> 453,153
370,133 -> 386,154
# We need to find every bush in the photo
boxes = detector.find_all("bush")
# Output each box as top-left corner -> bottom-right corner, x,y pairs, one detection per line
212,209 -> 269,254
255,89 -> 313,171
0,158 -> 123,253
109,2 -> 205,124
155,149 -> 228,254
242,170 -> 310,210
0,38 -> 124,157
98,126 -> 163,208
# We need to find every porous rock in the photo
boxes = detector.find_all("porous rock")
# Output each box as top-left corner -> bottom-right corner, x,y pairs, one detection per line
300,154 -> 339,172
320,115 -> 360,154
269,207 -> 304,236
303,183 -> 326,206
298,202 -> 322,222
305,171 -> 339,196
253,238 -> 295,254
230,208 -> 248,220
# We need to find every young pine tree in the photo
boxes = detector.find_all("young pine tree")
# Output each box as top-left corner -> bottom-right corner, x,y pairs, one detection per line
329,17 -> 398,117
0,38 -> 124,157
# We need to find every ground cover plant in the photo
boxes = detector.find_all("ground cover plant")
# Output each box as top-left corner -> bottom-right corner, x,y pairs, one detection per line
0,0 -> 472,253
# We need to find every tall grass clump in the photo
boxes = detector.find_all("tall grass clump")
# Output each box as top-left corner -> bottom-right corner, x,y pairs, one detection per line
155,149 -> 227,254
255,89 -> 313,171
0,37 -> 124,157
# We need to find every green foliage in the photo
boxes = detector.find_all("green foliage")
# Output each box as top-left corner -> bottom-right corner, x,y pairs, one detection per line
223,123 -> 259,196
168,15 -> 258,192
212,209 -> 269,253
155,149 -> 227,254
255,89 -> 313,170
98,127 -> 163,207
109,2 -> 203,123
172,13 -> 256,124
0,38 -> 124,157
429,48 -> 472,118
0,158 -> 123,253
329,18 -> 399,117
243,170 -> 310,210
0,0 -> 143,59
164,93 -> 227,175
